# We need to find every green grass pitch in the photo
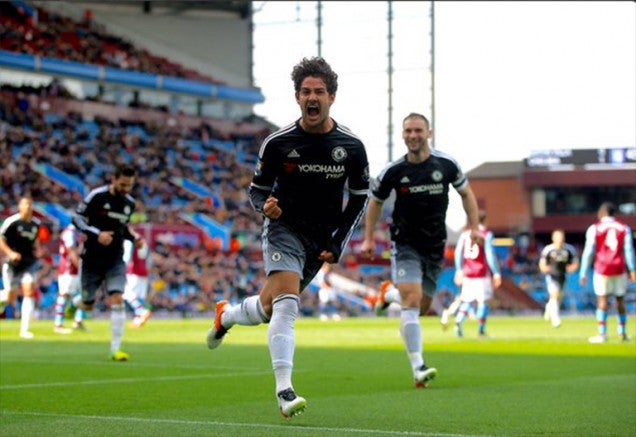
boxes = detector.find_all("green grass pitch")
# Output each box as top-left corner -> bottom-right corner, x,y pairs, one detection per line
1,316 -> 635,436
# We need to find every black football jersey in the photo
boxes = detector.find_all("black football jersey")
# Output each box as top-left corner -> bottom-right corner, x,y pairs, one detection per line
73,185 -> 136,261
0,213 -> 40,271
540,243 -> 578,281
250,120 -> 369,240
370,149 -> 467,251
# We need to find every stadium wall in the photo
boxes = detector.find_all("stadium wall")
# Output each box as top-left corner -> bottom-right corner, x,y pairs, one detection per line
468,155 -> 635,242
469,177 -> 531,235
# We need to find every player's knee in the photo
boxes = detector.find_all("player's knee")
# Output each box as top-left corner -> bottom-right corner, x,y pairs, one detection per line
81,301 -> 95,311
5,290 -> 18,304
108,292 -> 124,305
22,283 -> 36,297
419,294 -> 433,311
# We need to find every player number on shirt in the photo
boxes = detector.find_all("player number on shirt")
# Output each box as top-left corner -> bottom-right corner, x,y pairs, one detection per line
604,228 -> 618,253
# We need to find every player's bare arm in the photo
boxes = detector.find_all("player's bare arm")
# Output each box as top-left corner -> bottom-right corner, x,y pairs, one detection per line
458,185 -> 482,245
0,238 -> 20,262
360,199 -> 383,259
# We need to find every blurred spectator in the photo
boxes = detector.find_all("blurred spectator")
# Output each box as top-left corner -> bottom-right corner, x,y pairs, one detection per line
0,2 -> 222,84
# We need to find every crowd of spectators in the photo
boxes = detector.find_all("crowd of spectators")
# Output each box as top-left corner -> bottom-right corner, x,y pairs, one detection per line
1,85 -> 385,319
2,83 -> 616,318
3,85 -> 608,318
1,2 -> 614,319
1,88 -> 266,237
0,2 -> 222,84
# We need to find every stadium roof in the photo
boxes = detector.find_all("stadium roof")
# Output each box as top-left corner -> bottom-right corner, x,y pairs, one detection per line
63,1 -> 252,18
151,1 -> 251,16
467,161 -> 523,179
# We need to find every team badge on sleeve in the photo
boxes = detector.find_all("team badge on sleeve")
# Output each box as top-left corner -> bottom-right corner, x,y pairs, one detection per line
255,161 -> 263,177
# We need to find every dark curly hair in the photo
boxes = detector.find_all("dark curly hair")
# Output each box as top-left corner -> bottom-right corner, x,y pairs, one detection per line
115,163 -> 136,178
291,57 -> 338,95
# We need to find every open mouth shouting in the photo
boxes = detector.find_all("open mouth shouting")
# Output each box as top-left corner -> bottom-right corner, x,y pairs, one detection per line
306,103 -> 321,120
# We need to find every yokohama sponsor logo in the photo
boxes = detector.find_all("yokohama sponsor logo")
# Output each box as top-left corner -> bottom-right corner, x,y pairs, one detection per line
298,164 -> 345,174
409,183 -> 444,194
107,211 -> 129,223
21,229 -> 38,240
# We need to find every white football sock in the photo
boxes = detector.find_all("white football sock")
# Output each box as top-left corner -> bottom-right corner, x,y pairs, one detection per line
268,294 -> 299,393
75,309 -> 86,323
455,301 -> 471,325
110,304 -> 125,352
550,299 -> 561,326
222,295 -> 269,328
20,296 -> 34,334
547,299 -> 558,322
400,308 -> 424,371
384,287 -> 401,305
72,293 -> 83,307
54,295 -> 67,326
448,298 -> 462,315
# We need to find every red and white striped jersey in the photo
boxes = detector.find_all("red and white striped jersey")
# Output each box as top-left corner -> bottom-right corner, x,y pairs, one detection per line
455,225 -> 500,278
124,240 -> 150,277
589,217 -> 630,275
57,225 -> 80,275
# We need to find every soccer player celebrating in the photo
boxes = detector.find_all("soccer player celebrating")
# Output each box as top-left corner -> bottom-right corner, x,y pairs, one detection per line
206,56 -> 369,419
538,229 -> 579,328
360,112 -> 481,388
580,202 -> 636,343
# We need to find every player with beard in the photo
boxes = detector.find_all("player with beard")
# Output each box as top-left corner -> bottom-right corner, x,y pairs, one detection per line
207,57 -> 370,418
71,164 -> 144,360
360,113 -> 481,388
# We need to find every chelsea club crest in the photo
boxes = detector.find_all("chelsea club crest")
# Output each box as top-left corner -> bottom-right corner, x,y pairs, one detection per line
331,146 -> 347,162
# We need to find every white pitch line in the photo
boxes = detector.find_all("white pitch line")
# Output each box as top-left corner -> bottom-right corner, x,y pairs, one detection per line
0,357 -> 259,371
0,370 -> 272,391
1,411 -> 485,437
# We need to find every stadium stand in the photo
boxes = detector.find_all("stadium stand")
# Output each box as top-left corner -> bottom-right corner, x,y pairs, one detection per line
3,1 -> 629,319
0,1 -> 222,83
3,79 -> 604,317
